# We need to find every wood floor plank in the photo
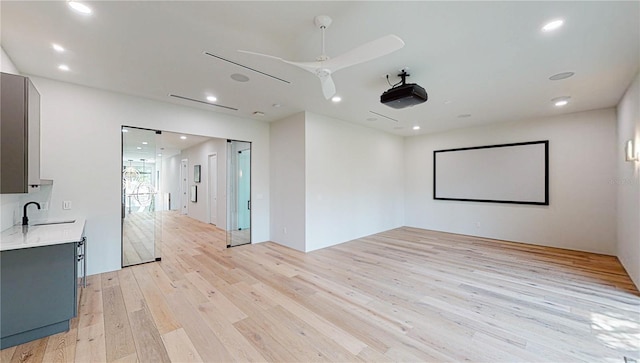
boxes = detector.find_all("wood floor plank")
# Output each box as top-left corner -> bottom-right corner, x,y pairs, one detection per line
9,338 -> 48,363
42,323 -> 78,363
195,301 -> 269,362
75,322 -> 106,363
130,264 -> 181,335
160,328 -> 203,363
1,346 -> 16,363
102,286 -> 136,362
163,292 -> 234,362
117,267 -> 146,314
128,308 -> 171,363
77,275 -> 103,329
182,271 -> 248,323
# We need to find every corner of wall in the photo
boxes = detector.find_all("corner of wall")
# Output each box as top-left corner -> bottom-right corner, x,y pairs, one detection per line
269,113 -> 307,251
1,46 -> 20,74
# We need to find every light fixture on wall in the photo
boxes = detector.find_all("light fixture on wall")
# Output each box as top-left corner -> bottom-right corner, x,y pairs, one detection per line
626,139 -> 639,162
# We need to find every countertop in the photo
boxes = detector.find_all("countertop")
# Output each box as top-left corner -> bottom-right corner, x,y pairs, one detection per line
0,218 -> 86,251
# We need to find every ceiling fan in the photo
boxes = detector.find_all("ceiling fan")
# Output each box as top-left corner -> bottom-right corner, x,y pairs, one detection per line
239,15 -> 405,100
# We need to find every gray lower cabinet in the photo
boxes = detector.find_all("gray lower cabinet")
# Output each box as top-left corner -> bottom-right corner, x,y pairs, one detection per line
0,242 -> 78,349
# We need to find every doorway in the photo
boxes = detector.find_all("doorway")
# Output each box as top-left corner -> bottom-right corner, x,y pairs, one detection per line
122,129 -> 251,267
208,153 -> 218,225
227,140 -> 251,247
121,126 -> 162,267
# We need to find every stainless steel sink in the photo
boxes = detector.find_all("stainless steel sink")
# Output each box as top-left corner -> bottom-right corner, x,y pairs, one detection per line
31,220 -> 76,226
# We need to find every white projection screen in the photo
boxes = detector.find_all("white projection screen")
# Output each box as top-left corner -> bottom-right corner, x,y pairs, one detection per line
433,141 -> 549,205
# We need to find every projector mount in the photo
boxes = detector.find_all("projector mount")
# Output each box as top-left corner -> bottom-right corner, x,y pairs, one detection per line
387,69 -> 411,89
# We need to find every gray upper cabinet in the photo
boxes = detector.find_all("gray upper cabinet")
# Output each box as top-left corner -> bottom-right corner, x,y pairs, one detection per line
1,72 -> 41,193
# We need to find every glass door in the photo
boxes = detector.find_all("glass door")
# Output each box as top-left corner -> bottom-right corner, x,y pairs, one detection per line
122,126 -> 162,266
227,140 -> 251,247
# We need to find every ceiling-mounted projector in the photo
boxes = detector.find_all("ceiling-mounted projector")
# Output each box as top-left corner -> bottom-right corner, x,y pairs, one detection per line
380,70 -> 427,109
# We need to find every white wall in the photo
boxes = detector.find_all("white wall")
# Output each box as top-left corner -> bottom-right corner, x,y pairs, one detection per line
179,138 -> 227,228
269,113 -> 306,251
161,154 -> 181,211
616,72 -> 640,288
30,76 -> 270,276
305,112 -> 405,252
405,108 -> 618,255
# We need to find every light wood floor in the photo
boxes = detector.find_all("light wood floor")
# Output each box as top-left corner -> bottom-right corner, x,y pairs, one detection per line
3,212 -> 639,362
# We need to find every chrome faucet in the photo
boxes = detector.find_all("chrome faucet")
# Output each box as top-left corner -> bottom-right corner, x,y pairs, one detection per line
22,201 -> 41,226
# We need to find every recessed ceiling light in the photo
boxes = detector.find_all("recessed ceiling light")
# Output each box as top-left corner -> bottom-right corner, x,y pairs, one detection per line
206,95 -> 217,102
413,126 -> 421,130
68,1 -> 92,15
331,96 -> 342,103
58,64 -> 70,71
180,136 -> 187,140
552,96 -> 571,107
136,147 -> 142,150
52,43 -> 65,53
230,73 -> 250,82
457,114 -> 471,118
142,142 -> 148,145
549,72 -> 575,81
272,103 -> 281,108
443,100 -> 453,105
542,19 -> 564,32
253,111 -> 265,116
366,117 -> 377,122
158,153 -> 162,157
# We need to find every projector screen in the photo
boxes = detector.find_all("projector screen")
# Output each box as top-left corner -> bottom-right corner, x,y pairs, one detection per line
433,141 -> 548,205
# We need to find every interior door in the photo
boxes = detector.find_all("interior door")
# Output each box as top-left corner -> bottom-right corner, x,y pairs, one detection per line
208,153 -> 218,225
226,140 -> 251,247
121,126 -> 161,267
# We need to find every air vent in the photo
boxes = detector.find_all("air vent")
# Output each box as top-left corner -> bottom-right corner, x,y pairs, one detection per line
369,110 -> 399,122
168,94 -> 238,111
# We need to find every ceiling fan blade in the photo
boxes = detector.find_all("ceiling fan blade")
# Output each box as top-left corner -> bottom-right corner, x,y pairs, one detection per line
320,74 -> 336,99
324,34 -> 405,72
240,50 -> 321,74
281,60 -> 323,74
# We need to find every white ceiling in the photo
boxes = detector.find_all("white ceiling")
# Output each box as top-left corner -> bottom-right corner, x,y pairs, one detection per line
2,1 -> 638,136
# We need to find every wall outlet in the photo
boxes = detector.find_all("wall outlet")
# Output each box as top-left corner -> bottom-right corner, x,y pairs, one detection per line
283,227 -> 287,234
63,201 -> 72,210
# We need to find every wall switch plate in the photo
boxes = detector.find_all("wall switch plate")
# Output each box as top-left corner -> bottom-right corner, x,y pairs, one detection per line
63,201 -> 72,210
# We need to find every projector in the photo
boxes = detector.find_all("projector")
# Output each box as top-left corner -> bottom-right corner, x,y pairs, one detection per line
380,69 -> 428,109
380,83 -> 428,109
